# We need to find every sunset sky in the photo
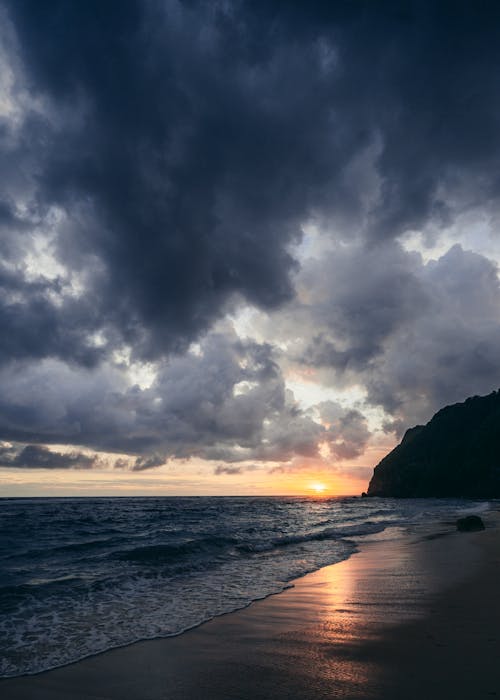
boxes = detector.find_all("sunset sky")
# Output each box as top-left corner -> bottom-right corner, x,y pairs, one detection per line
1,1 -> 500,496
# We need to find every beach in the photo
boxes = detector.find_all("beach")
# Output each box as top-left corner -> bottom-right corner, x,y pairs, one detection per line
1,509 -> 497,700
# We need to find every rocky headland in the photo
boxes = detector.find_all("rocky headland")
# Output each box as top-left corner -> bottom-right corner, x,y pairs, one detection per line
367,390 -> 500,497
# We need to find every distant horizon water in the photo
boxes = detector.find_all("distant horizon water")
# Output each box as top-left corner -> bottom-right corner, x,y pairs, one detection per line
0,492 -> 361,499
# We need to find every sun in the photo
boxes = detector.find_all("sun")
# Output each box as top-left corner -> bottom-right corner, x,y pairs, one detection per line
309,481 -> 327,495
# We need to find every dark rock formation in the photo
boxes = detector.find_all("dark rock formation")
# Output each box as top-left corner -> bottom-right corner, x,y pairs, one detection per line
456,515 -> 485,531
367,390 -> 500,497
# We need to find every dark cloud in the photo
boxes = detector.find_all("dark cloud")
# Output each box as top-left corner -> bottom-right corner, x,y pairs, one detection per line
132,454 -> 165,471
2,0 -> 309,362
1,1 -> 500,471
2,1 -> 500,368
0,271 -> 105,367
0,443 -> 97,469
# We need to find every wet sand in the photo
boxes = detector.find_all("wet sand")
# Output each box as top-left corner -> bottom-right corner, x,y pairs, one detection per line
1,512 -> 498,699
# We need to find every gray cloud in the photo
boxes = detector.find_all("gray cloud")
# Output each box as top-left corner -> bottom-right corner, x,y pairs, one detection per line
0,333 -> 327,465
317,403 -> 371,459
0,329 -> 375,468
365,245 -> 500,428
1,1 -> 500,370
214,465 -> 245,476
0,271 -> 106,368
1,2 -> 500,471
276,241 -> 500,433
0,443 -> 97,469
132,454 -> 166,471
298,242 -> 428,372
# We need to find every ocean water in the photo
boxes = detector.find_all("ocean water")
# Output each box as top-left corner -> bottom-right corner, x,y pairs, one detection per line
0,495 -> 488,678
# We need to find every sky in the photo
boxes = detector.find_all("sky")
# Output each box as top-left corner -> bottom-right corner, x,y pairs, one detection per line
1,1 -> 500,496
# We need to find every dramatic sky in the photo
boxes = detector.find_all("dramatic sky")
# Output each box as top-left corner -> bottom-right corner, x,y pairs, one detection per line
1,1 -> 500,495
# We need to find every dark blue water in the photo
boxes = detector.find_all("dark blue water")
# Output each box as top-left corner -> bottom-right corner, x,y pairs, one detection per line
0,496 -> 488,677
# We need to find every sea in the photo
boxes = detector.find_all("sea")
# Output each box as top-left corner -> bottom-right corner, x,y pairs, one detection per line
0,495 -> 490,678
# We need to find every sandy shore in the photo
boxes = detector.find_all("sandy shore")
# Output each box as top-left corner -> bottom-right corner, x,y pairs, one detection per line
1,510 -> 498,699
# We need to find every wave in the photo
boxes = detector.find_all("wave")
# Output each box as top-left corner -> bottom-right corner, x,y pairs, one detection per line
116,521 -> 389,561
116,536 -> 238,564
1,536 -> 126,562
237,520 -> 388,553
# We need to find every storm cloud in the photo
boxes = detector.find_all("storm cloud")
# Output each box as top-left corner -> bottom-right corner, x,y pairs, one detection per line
1,2 -> 500,474
2,1 -> 500,362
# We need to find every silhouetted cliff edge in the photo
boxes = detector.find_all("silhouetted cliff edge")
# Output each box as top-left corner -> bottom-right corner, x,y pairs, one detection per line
367,390 -> 500,497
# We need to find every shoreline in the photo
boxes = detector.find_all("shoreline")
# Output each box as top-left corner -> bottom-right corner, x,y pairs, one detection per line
1,510 -> 497,699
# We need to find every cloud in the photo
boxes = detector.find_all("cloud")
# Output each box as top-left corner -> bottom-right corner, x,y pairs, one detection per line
132,454 -> 166,471
214,465 -> 245,475
0,271 -> 106,368
2,1 -> 500,371
0,332 -> 335,466
317,402 -> 371,459
1,2 -> 500,475
1,239 -> 497,466
0,443 -> 97,469
297,242 -> 428,373
274,241 -> 500,432
365,245 -> 500,427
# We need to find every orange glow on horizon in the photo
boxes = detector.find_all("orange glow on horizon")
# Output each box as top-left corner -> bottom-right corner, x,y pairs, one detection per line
309,481 -> 328,495
0,459 -> 372,497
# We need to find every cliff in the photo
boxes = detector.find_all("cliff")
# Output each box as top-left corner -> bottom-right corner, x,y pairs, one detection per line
367,390 -> 500,497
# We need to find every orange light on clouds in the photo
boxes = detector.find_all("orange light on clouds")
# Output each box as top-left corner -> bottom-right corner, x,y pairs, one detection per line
0,448 -> 378,497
